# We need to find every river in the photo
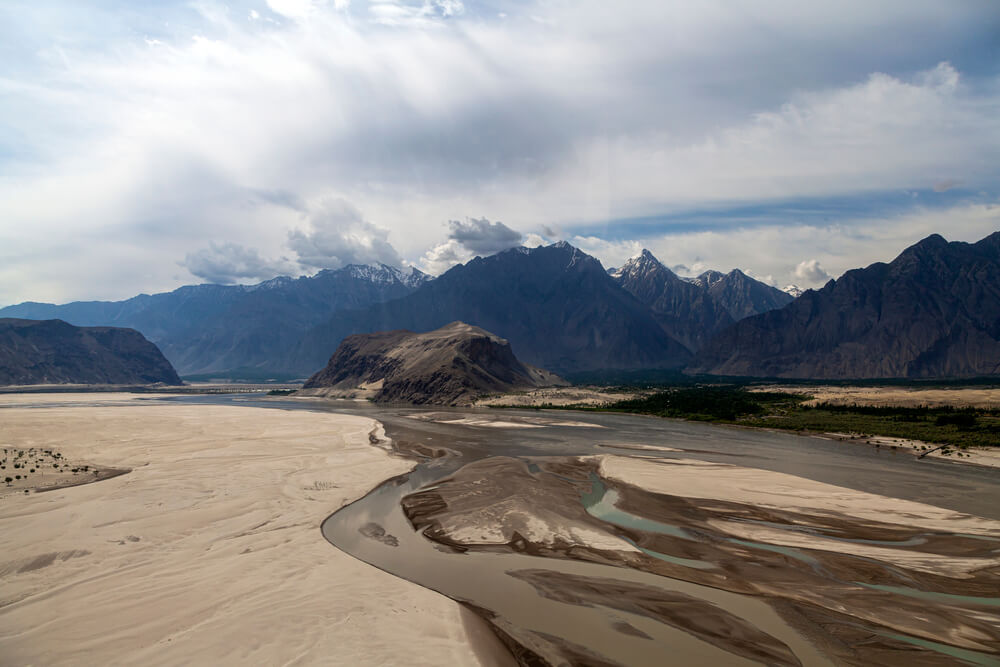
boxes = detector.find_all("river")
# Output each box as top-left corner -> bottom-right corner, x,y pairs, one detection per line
183,395 -> 1000,665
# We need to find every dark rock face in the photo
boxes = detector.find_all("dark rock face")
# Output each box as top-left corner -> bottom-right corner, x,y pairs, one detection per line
613,250 -> 735,353
692,268 -> 795,321
303,322 -> 564,405
690,232 -> 1000,379
0,318 -> 181,385
289,243 -> 690,376
0,265 -> 429,376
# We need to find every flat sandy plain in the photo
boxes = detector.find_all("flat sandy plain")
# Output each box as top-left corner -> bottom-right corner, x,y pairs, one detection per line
0,394 -> 501,666
762,385 -> 1000,409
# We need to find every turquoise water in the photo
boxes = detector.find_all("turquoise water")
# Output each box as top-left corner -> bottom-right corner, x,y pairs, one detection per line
857,582 -> 1000,608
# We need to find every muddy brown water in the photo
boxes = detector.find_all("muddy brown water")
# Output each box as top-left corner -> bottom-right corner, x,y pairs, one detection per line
113,397 -> 1000,663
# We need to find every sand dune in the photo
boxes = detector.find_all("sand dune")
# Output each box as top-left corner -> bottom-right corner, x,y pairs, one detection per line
0,395 -> 492,665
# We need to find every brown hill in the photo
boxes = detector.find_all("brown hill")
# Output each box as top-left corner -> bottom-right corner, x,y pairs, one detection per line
301,322 -> 565,405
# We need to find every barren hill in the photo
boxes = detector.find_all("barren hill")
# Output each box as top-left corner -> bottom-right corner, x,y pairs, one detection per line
301,322 -> 565,405
0,318 -> 181,385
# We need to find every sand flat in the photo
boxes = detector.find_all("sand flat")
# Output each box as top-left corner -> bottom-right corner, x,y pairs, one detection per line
756,385 -> 1000,408
598,455 -> 1000,538
0,395 -> 488,666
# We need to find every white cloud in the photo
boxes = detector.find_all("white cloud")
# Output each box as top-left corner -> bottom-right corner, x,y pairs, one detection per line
266,0 -> 327,20
418,239 -> 473,275
793,259 -> 831,285
0,2 -> 998,304
569,236 -> 643,271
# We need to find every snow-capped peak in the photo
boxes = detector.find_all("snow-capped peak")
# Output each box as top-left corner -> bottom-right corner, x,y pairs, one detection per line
617,249 -> 666,279
782,284 -> 804,298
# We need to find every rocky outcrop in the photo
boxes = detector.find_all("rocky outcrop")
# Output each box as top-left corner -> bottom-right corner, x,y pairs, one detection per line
301,321 -> 565,405
0,318 -> 182,385
690,232 -> 1000,379
613,250 -> 734,353
692,268 -> 795,321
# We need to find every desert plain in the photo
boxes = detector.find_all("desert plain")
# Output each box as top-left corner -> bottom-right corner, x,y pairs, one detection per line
0,394 -> 501,666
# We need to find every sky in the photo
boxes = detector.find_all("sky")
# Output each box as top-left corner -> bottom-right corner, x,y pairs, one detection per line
1,0 -> 999,305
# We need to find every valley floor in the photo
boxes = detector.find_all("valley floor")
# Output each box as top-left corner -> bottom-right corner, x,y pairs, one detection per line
0,394 -> 496,666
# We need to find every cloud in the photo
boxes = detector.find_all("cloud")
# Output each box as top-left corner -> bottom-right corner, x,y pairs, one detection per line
266,0 -> 327,20
181,242 -> 296,284
933,179 -> 961,192
418,238 -> 471,275
417,216 -> 522,274
794,259 -> 831,285
287,198 -> 403,270
1,1 -> 999,304
569,236 -> 642,270
448,218 -> 522,254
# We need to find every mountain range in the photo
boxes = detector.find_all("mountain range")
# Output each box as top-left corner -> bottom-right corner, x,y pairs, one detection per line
0,318 -> 181,385
691,232 -> 1000,379
0,264 -> 428,378
0,243 -> 802,379
4,232 -> 996,382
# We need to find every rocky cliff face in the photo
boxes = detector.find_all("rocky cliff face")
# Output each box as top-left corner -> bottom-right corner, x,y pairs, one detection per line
288,243 -> 691,376
690,232 -> 1000,379
0,318 -> 182,385
302,321 -> 564,405
693,268 -> 795,321
613,250 -> 734,353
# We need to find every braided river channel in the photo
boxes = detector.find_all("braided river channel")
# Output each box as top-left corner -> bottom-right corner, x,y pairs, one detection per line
192,395 -> 1000,666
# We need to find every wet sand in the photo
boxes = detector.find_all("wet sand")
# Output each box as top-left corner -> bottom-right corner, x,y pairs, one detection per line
401,453 -> 1000,665
0,394 -> 490,666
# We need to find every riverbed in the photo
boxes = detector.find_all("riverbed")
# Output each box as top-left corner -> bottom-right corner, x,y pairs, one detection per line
218,395 -> 1000,666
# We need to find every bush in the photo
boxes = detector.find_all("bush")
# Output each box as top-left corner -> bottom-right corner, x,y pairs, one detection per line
935,413 -> 978,428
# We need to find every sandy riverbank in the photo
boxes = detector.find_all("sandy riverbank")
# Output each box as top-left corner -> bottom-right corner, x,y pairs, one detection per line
0,394 -> 495,665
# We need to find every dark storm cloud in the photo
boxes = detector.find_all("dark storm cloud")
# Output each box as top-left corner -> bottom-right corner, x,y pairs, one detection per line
448,218 -> 522,254
181,242 -> 295,284
287,198 -> 403,270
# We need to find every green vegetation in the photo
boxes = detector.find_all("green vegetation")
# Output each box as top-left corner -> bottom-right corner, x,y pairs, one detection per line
601,386 -> 1000,449
267,389 -> 297,396
612,386 -> 805,421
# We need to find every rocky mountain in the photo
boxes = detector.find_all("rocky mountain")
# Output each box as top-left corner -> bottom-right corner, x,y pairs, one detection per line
612,250 -> 734,353
286,242 -> 691,376
690,232 -> 1000,379
0,264 -> 429,377
691,268 -> 795,320
301,321 -> 564,405
0,318 -> 181,385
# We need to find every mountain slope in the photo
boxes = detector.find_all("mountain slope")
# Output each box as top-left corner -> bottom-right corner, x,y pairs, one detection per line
612,250 -> 734,353
692,269 -> 795,320
690,232 -> 1000,379
302,321 -> 564,405
0,318 -> 181,385
287,243 -> 690,376
0,265 -> 429,376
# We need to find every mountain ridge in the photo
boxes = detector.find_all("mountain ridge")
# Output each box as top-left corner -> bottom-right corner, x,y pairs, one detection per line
690,231 -> 1000,379
285,243 -> 691,376
0,318 -> 181,385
